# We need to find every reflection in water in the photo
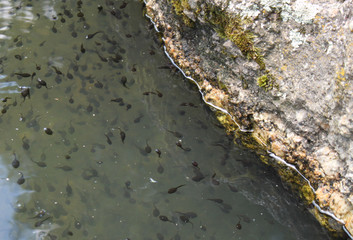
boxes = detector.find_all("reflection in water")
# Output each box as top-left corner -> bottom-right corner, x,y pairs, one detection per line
0,0 -> 336,240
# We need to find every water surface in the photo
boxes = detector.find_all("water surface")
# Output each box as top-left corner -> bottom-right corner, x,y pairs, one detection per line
0,0 -> 332,239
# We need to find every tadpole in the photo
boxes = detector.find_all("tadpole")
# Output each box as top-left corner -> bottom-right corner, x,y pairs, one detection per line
168,184 -> 185,194
11,152 -> 20,168
17,172 -> 25,185
118,128 -> 125,143
157,161 -> 164,174
155,148 -> 161,158
144,140 -> 151,153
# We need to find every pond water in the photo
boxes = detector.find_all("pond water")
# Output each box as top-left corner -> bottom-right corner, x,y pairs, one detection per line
0,0 -> 335,239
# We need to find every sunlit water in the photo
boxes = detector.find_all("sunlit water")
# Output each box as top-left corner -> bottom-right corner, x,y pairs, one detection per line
0,0 -> 334,239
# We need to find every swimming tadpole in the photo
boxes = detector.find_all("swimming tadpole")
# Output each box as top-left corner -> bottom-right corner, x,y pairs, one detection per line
207,198 -> 223,204
157,161 -> 164,174
159,215 -> 173,223
37,78 -> 48,89
1,97 -> 11,103
104,133 -> 112,145
175,211 -> 198,219
117,128 -> 125,143
97,5 -> 103,13
94,80 -> 103,89
227,183 -> 238,193
152,203 -> 160,217
51,66 -> 63,76
175,139 -> 191,151
22,136 -> 30,150
82,167 -> 98,180
155,90 -> 163,97
85,31 -> 102,40
80,43 -> 86,53
155,148 -> 161,158
20,87 -> 30,101
235,217 -> 242,230
34,216 -> 52,227
166,129 -> 183,138
167,184 -> 185,194
51,22 -> 57,33
144,140 -> 151,153
191,168 -> 205,182
133,114 -> 144,123
17,172 -> 25,185
192,161 -> 199,168
56,165 -> 73,171
59,14 -> 66,23
1,105 -> 9,114
76,8 -> 84,17
15,73 -> 31,78
66,181 -> 73,197
120,76 -> 128,88
179,215 -> 194,227
120,1 -> 127,9
73,217 -> 81,229
11,152 -> 20,168
30,158 -> 47,168
111,97 -> 123,103
44,127 -> 53,135
95,50 -> 108,62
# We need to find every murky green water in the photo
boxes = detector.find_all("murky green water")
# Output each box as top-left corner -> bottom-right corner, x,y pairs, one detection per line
0,0 -> 334,239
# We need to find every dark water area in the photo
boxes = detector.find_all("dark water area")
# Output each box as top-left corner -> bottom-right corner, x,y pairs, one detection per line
0,0 -> 334,239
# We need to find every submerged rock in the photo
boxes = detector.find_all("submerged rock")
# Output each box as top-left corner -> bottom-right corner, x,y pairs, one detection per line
144,0 -> 353,236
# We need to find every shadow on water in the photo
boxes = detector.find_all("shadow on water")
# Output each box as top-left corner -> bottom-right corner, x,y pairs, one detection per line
0,0 -> 336,239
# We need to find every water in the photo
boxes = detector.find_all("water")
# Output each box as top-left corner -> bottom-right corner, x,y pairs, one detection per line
0,0 -> 333,239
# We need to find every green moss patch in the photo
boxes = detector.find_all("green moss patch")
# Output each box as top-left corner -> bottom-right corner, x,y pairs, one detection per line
203,4 -> 265,69
169,0 -> 195,27
257,73 -> 275,91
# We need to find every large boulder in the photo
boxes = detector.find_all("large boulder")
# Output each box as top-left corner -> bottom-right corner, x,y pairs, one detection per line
144,0 -> 353,236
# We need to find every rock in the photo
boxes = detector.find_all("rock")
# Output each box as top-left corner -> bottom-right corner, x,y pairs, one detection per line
145,0 -> 353,236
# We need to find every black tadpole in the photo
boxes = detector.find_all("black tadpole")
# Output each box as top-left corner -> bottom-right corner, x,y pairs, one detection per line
105,134 -> 112,145
12,152 -> 20,168
30,158 -> 47,168
20,88 -> 30,101
44,127 -> 53,135
17,172 -> 25,185
86,31 -> 102,40
235,217 -> 242,230
159,215 -> 173,223
37,78 -> 48,89
34,216 -> 52,227
80,43 -> 86,53
155,148 -> 161,158
120,76 -> 128,88
168,184 -> 185,194
118,128 -> 125,143
144,140 -> 151,153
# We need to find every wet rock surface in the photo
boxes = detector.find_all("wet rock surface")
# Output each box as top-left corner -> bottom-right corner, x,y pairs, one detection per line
144,0 -> 353,236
